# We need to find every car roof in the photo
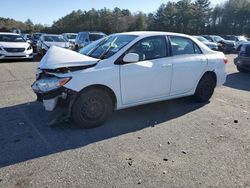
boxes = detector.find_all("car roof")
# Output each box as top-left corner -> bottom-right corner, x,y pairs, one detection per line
78,31 -> 106,35
63,33 -> 77,35
113,31 -> 193,38
0,32 -> 20,35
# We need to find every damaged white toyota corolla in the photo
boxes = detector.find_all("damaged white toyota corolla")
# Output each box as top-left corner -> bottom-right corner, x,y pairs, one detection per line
32,31 -> 227,128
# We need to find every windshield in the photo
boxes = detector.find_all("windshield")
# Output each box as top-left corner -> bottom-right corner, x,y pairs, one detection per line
0,34 -> 25,42
223,36 -> 236,41
79,35 -> 137,59
89,34 -> 106,41
43,35 -> 66,42
66,34 -> 77,40
195,36 -> 208,43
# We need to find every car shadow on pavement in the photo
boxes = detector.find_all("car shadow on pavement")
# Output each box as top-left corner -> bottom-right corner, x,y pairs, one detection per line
224,72 -> 250,91
0,98 -> 207,168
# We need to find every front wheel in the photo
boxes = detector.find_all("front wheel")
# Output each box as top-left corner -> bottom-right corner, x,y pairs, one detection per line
193,74 -> 216,102
72,88 -> 113,128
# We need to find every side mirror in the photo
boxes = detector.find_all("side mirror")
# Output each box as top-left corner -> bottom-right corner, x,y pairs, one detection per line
123,53 -> 139,63
26,40 -> 31,44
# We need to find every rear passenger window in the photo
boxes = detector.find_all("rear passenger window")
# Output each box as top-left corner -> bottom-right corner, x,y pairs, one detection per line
169,36 -> 202,56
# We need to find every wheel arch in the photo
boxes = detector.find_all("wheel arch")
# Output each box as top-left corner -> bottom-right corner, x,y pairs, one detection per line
195,71 -> 217,90
201,71 -> 217,84
78,84 -> 117,109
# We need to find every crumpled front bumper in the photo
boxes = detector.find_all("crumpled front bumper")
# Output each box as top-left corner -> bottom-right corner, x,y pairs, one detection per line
32,84 -> 77,111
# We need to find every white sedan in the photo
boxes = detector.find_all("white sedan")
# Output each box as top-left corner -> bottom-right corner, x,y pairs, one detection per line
0,32 -> 33,60
37,34 -> 71,56
32,31 -> 227,128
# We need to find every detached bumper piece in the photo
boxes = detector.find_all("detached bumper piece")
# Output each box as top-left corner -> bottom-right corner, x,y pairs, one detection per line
43,97 -> 58,111
33,86 -> 77,111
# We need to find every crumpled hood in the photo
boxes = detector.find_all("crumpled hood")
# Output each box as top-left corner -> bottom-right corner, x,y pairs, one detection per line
39,46 -> 99,70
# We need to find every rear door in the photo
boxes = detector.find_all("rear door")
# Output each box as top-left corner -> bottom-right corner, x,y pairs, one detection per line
168,36 -> 207,95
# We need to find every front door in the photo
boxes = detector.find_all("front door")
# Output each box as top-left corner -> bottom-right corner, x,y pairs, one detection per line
120,36 -> 172,105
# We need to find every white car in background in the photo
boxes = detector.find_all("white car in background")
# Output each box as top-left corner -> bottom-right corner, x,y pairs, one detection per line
32,31 -> 227,128
0,32 -> 33,60
62,33 -> 77,50
37,34 -> 70,56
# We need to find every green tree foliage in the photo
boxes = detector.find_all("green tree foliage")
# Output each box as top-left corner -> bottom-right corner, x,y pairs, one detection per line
1,0 -> 250,36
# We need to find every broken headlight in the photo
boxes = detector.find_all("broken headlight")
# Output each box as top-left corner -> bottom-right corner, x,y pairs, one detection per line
32,77 -> 71,93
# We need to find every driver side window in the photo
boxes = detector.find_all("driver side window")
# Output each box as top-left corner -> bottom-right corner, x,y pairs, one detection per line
127,36 -> 167,61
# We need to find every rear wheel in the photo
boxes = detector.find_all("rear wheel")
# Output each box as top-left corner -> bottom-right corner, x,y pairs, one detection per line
72,88 -> 113,128
237,66 -> 248,73
193,74 -> 216,102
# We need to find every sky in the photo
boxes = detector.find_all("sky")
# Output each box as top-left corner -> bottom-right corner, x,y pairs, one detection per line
0,0 -> 226,25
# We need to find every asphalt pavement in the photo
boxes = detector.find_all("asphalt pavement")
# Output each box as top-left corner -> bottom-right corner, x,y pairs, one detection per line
0,54 -> 249,188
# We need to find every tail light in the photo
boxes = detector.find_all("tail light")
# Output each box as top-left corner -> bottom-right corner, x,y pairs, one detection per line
224,57 -> 228,64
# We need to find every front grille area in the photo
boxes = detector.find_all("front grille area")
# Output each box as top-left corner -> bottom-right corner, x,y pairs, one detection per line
4,48 -> 25,53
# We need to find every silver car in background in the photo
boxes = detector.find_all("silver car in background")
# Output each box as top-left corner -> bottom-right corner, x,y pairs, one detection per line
193,36 -> 218,50
37,34 -> 70,56
62,33 -> 77,49
74,32 -> 106,51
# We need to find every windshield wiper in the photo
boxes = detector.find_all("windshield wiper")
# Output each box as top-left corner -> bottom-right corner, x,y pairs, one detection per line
98,41 -> 115,60
87,38 -> 109,58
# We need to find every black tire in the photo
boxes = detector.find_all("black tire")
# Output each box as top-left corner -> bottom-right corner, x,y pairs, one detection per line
193,74 -> 216,102
41,49 -> 46,57
72,88 -> 113,128
237,45 -> 242,51
237,66 -> 248,73
75,45 -> 79,52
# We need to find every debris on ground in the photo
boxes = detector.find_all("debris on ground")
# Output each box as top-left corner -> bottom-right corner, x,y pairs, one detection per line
126,158 -> 134,166
182,151 -> 187,154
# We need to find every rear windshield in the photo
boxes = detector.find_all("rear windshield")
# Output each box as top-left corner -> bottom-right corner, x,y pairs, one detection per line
89,34 -> 106,41
0,34 -> 25,42
67,34 -> 77,40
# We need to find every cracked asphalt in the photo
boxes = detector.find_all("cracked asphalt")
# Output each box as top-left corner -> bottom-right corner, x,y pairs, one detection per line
0,54 -> 249,188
